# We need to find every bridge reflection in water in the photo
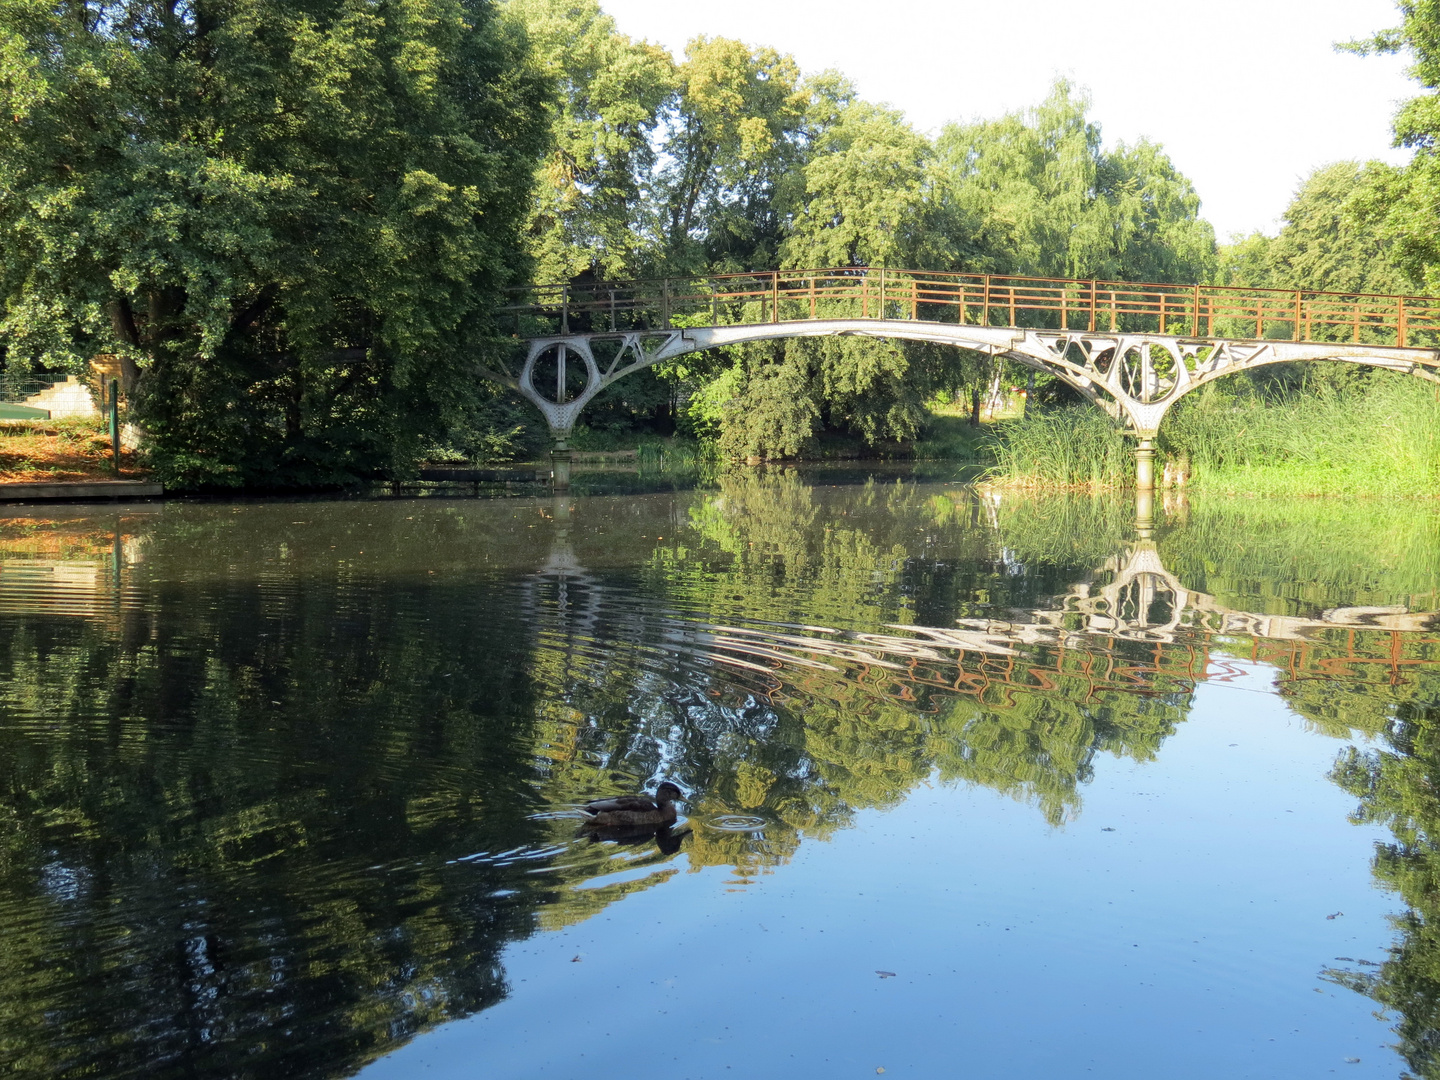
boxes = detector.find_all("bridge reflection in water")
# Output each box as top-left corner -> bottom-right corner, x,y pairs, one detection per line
1,486 -> 1439,1079
534,500 -> 1440,721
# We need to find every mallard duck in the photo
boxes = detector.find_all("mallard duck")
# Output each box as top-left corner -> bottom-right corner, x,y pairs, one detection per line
579,782 -> 683,828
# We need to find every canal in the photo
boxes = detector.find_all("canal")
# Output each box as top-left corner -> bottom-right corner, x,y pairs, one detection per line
1,473 -> 1437,1078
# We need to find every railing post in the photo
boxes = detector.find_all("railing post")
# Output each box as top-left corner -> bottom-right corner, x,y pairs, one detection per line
711,283 -> 718,327
662,278 -> 671,330
982,275 -> 991,328
809,273 -> 816,319
772,272 -> 779,324
1089,280 -> 1097,332
1399,296 -> 1408,348
879,267 -> 887,319
1192,284 -> 1200,337
1292,290 -> 1301,342
561,283 -> 569,335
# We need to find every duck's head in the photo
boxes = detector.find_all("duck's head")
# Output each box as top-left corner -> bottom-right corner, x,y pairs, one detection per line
655,782 -> 683,805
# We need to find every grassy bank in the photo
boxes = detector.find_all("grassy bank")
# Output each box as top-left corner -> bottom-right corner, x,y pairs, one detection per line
0,418 -> 142,483
981,373 -> 1440,497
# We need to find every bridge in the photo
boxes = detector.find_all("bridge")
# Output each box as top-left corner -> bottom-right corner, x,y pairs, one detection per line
488,267 -> 1440,488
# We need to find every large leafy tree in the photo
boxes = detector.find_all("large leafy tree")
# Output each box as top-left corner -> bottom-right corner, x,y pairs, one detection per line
713,98 -> 962,458
504,0 -> 672,285
933,82 -> 1215,284
1218,162 -> 1416,295
1344,2 -> 1440,292
0,0 -> 547,487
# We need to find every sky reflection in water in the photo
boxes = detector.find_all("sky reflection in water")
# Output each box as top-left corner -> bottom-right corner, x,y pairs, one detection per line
0,476 -> 1437,1079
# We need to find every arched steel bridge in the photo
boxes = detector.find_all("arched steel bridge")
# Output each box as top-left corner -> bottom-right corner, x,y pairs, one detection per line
488,267 -> 1440,486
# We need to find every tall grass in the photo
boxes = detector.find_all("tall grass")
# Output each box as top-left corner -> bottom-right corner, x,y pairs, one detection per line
985,372 -> 1440,496
1165,375 -> 1440,497
984,407 -> 1131,488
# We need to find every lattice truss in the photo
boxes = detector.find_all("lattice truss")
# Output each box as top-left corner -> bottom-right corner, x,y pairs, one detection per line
486,322 -> 1440,438
1027,332 -> 1440,433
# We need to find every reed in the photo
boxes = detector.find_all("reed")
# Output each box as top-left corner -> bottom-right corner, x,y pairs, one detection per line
985,372 -> 1440,496
1165,376 -> 1440,498
983,407 -> 1131,488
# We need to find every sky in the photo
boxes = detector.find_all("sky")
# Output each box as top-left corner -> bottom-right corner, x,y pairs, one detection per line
598,0 -> 1417,241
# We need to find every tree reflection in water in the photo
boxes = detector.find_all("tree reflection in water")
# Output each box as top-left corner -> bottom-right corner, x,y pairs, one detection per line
0,479 -> 1435,1077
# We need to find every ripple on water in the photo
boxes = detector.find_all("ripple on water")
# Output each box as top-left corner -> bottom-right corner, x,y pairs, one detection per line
704,814 -> 769,833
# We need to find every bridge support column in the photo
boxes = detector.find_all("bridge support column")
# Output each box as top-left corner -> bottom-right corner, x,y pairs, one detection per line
551,442 -> 572,490
1135,437 -> 1157,492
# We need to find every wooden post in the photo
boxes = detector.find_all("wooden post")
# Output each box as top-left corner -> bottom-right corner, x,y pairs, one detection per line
982,275 -> 991,328
1191,284 -> 1201,337
661,278 -> 671,330
1089,280 -> 1097,332
809,273 -> 816,319
880,267 -> 887,319
1399,296 -> 1408,348
109,379 -> 120,472
561,283 -> 569,334
772,272 -> 779,324
1292,290 -> 1302,342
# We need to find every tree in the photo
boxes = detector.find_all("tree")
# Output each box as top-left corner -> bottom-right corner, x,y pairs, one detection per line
1217,162 -> 1416,295
503,0 -> 673,285
933,81 -> 1215,284
1342,3 -> 1440,292
0,0 -> 548,488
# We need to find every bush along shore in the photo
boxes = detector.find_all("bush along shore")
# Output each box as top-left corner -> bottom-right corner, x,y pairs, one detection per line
979,371 -> 1440,498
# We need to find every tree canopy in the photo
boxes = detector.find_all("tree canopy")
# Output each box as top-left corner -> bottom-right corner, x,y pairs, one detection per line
0,0 -> 547,486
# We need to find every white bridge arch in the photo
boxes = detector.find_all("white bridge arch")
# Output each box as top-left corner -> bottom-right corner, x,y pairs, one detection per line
487,319 -> 1440,432
485,266 -> 1440,487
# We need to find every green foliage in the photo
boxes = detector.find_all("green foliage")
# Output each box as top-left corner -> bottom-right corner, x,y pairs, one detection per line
984,406 -> 1133,489
0,0 -> 548,488
1215,161 -> 1415,298
1343,2 -> 1440,292
933,81 -> 1216,282
714,361 -> 819,458
1163,374 -> 1440,497
504,0 -> 673,283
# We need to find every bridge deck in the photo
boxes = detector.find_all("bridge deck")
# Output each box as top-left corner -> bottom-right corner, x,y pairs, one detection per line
501,266 -> 1440,350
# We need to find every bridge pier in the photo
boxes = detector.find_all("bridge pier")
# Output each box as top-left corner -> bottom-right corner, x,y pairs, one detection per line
551,443 -> 572,489
1135,437 -> 1157,493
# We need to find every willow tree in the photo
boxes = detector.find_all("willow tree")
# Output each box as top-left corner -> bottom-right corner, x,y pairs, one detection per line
0,0 -> 547,487
932,82 -> 1215,284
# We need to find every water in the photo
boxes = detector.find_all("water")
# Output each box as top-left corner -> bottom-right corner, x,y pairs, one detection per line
0,475 -> 1438,1079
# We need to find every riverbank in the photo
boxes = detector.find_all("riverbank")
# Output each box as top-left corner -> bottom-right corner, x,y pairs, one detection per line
0,419 -> 144,484
982,373 -> 1440,497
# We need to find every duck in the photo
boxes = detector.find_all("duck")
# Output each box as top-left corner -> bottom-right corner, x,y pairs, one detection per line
579,782 -> 683,828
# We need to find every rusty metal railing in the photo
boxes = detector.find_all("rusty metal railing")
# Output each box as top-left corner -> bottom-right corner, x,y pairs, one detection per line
500,267 -> 1440,349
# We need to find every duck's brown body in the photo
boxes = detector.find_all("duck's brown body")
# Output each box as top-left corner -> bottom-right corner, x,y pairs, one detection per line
580,783 -> 682,828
